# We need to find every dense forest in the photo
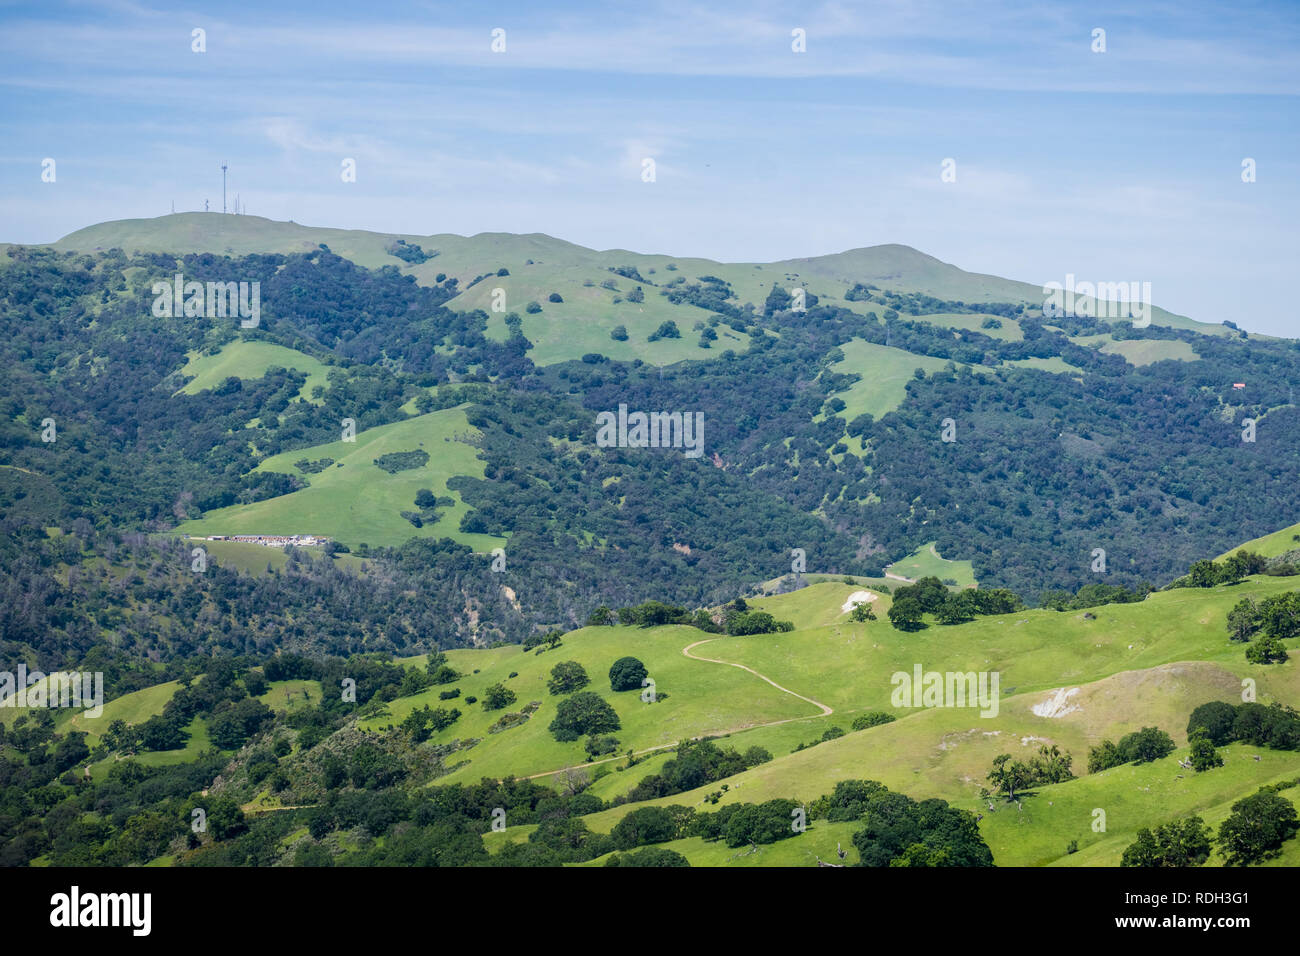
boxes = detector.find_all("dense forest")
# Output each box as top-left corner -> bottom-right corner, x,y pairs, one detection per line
3,243 -> 1299,651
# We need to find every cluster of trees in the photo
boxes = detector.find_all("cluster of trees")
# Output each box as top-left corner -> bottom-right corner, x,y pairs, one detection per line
588,598 -> 793,636
1187,701 -> 1300,752
599,777 -> 994,866
620,738 -> 771,803
1121,816 -> 1214,867
1123,784 -> 1300,867
1087,727 -> 1176,773
399,705 -> 461,742
1179,550 -> 1268,589
1039,581 -> 1151,611
851,711 -> 896,731
987,745 -> 1075,800
10,241 -> 1300,667
1225,591 -> 1298,664
886,577 -> 1024,630
848,787 -> 993,867
385,240 -> 435,264
0,524 -> 545,673
806,779 -> 992,866
721,607 -> 795,636
373,449 -> 429,474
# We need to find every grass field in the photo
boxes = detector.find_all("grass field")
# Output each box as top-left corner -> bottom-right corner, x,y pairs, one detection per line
258,680 -> 323,714
185,536 -> 368,575
825,340 -> 962,424
175,340 -> 335,404
1003,356 -> 1083,375
1069,334 -> 1200,367
1221,519 -> 1300,559
372,576 -> 1299,809
364,621 -> 821,785
55,214 -> 1230,348
406,572 -> 1300,867
475,279 -> 752,366
0,679 -> 180,741
910,312 -> 1024,342
178,405 -> 505,550
884,541 -> 977,587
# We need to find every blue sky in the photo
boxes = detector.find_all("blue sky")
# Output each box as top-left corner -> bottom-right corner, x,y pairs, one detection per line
2,0 -> 1297,334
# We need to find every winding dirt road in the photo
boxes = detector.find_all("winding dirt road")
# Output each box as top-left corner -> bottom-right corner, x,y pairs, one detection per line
521,636 -> 833,781
680,638 -> 833,718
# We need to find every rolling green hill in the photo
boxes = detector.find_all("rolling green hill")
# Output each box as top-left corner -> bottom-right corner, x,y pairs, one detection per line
176,341 -> 335,405
350,565 -> 1299,868
177,405 -> 504,550
52,214 -> 1227,365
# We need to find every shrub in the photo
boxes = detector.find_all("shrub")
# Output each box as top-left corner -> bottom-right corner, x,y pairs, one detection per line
604,847 -> 689,867
647,320 -> 680,342
851,711 -> 896,731
481,684 -> 516,711
585,735 -> 620,758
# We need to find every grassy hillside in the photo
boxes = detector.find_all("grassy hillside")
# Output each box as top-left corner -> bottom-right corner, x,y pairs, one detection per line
176,340 -> 335,405
178,405 -> 504,550
185,536 -> 367,575
362,622 -> 822,784
52,214 -> 1227,351
1069,333 -> 1199,367
372,571 -> 1299,867
363,574 -> 1296,798
825,339 -> 960,422
1221,520 -> 1300,560
884,541 -> 977,587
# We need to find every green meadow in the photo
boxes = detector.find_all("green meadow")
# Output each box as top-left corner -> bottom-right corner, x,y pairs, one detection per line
175,340 -> 334,404
1222,519 -> 1300,560
397,574 -> 1298,867
474,277 -> 752,366
1069,334 -> 1199,367
363,622 -> 820,785
178,405 -> 506,550
884,541 -> 977,586
825,340 -> 960,422
59,213 -> 1229,342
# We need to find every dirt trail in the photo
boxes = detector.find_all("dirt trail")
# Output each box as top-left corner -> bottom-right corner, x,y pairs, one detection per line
680,638 -> 833,718
520,637 -> 833,781
241,803 -> 318,814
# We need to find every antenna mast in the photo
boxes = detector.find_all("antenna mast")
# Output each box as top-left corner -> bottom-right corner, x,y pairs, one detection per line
221,161 -> 228,214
